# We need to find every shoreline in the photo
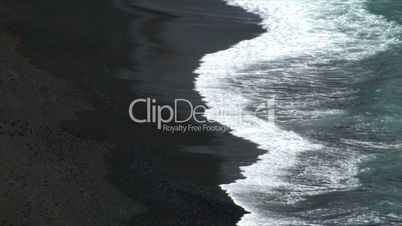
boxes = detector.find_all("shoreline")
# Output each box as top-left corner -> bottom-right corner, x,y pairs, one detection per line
121,0 -> 266,184
1,0 -> 264,224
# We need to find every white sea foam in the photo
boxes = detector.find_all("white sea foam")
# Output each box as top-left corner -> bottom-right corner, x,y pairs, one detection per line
194,0 -> 401,224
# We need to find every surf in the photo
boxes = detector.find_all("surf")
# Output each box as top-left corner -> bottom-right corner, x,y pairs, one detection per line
194,0 -> 401,225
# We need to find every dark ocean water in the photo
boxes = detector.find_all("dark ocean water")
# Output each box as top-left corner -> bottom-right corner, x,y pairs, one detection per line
195,0 -> 402,225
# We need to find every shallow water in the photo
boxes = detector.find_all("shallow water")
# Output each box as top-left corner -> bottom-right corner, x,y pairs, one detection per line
195,0 -> 402,225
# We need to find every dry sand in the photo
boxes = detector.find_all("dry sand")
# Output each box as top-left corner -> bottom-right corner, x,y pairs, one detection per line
0,33 -> 147,226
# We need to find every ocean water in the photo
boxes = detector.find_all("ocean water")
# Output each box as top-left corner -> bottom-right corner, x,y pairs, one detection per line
195,0 -> 402,225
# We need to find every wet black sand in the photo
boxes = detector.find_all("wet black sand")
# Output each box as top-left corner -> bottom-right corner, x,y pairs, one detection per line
0,0 -> 264,225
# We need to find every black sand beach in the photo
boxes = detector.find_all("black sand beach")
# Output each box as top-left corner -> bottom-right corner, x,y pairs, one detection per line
1,0 -> 264,225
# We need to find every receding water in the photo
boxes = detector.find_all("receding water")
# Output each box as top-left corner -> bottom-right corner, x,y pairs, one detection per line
195,0 -> 402,225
